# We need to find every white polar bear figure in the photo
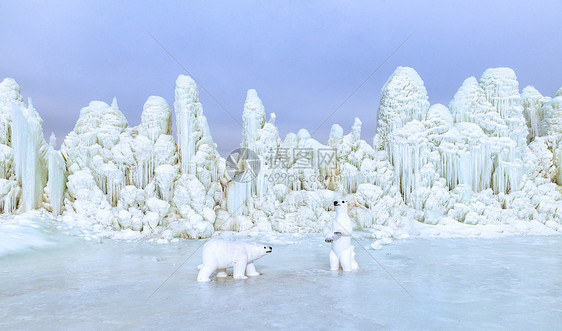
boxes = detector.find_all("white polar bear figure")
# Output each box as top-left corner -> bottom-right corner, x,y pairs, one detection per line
325,200 -> 359,271
197,239 -> 272,282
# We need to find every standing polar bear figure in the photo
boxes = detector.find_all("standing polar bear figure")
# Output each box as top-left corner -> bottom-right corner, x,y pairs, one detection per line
197,239 -> 272,282
325,200 -> 359,271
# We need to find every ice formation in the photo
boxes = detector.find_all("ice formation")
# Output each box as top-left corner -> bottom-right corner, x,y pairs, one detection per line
55,76 -> 223,239
46,134 -> 66,215
0,67 -> 561,241
373,67 -> 430,150
0,79 -> 47,214
522,86 -> 550,142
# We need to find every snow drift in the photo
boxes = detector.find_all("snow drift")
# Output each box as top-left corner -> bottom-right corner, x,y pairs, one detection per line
0,67 -> 561,241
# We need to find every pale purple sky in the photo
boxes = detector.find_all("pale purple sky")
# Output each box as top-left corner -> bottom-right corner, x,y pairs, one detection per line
1,1 -> 561,154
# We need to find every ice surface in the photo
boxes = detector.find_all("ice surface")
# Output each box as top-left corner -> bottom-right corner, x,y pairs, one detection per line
1,214 -> 561,329
0,213 -> 56,256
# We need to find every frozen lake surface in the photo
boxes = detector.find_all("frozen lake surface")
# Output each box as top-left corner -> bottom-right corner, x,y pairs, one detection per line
1,217 -> 561,330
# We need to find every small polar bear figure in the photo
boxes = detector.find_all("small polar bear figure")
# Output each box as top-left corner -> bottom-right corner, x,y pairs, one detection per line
197,238 -> 272,282
325,200 -> 359,271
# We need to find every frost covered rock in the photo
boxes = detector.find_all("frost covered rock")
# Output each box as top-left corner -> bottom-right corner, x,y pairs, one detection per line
141,96 -> 172,141
540,97 -> 562,136
479,68 -> 528,154
449,76 -> 507,137
522,86 -> 550,142
374,66 -> 430,150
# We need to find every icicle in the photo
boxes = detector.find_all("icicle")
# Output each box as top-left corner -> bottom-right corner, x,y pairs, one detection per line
0,180 -> 21,213
479,68 -> 528,157
132,156 -> 155,190
0,146 -> 11,179
540,97 -> 562,137
438,135 -> 492,193
491,138 -> 523,194
11,104 -> 47,211
226,179 -> 250,216
174,75 -> 201,175
521,86 -> 550,142
340,163 -> 361,194
47,140 -> 67,215
555,147 -> 562,186
387,121 -> 429,207
242,89 -> 266,152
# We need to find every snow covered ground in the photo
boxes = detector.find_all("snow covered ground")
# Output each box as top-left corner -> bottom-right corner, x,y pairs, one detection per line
1,214 -> 561,329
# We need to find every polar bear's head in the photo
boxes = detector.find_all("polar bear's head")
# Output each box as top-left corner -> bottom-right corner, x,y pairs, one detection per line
248,244 -> 273,261
333,200 -> 347,207
333,200 -> 348,213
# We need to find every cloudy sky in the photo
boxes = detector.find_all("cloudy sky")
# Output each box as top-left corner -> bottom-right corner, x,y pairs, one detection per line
1,1 -> 561,154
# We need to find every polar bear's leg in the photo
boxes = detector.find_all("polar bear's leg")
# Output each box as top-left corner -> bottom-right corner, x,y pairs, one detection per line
216,269 -> 228,278
340,247 -> 354,272
329,249 -> 340,271
351,246 -> 359,270
233,260 -> 249,280
197,265 -> 216,282
246,263 -> 260,277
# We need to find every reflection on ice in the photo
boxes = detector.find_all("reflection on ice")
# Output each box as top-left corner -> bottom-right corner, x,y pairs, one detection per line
0,214 -> 54,256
